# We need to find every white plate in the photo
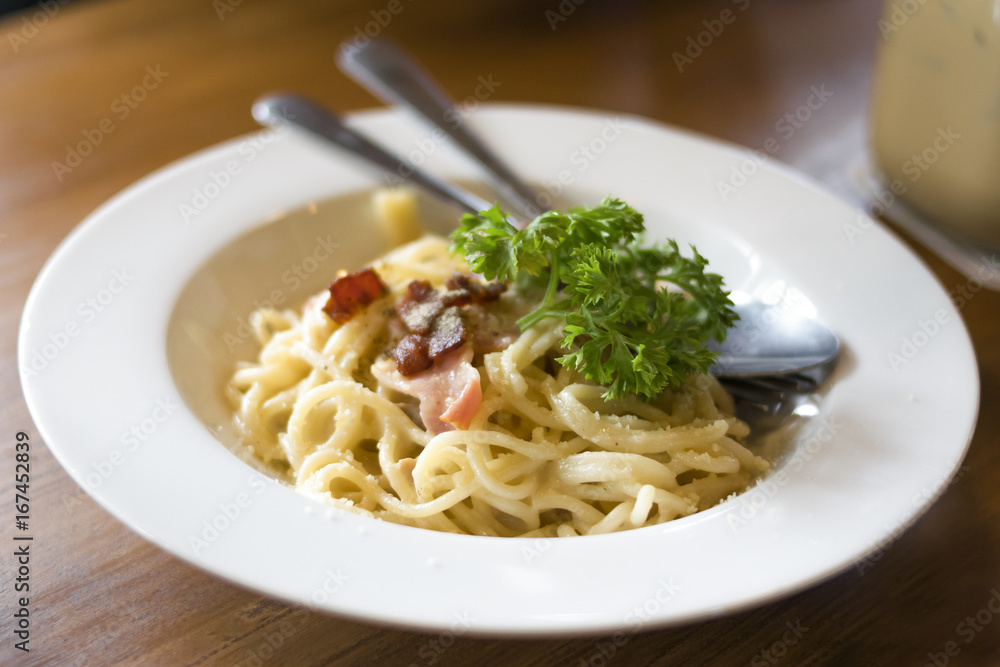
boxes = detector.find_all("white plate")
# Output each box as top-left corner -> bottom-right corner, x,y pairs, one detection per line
19,104 -> 978,635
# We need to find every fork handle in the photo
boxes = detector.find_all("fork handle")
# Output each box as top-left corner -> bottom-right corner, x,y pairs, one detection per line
253,93 -> 494,217
337,39 -> 541,220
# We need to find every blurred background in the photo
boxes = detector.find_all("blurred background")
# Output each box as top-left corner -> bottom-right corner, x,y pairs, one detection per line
3,1 -> 999,665
0,0 -> 44,15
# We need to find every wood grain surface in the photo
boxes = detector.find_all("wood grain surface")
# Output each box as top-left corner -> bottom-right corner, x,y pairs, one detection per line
2,0 -> 999,665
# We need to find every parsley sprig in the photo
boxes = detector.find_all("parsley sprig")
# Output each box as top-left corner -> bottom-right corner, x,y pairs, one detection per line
450,196 -> 737,400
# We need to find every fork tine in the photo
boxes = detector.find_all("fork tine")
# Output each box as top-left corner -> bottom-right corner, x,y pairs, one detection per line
718,379 -> 787,415
736,374 -> 818,393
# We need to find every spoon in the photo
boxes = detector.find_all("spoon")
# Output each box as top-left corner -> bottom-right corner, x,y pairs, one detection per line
252,94 -> 493,217
251,94 -> 840,379
332,40 -> 841,381
709,301 -> 840,378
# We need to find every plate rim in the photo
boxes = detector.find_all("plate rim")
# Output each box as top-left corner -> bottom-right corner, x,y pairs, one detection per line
19,102 -> 979,635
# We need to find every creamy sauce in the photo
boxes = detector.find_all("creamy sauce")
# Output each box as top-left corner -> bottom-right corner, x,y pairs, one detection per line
870,0 -> 1000,249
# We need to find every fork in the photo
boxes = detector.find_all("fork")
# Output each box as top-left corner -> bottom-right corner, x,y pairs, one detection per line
332,38 -> 838,411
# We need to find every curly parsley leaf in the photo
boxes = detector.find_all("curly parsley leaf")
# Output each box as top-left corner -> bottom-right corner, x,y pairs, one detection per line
452,204 -> 520,281
450,196 -> 736,400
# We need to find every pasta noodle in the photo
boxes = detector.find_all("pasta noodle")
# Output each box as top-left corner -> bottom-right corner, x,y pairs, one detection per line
228,236 -> 768,537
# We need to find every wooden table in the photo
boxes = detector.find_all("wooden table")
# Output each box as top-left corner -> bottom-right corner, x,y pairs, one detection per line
3,0 -> 998,664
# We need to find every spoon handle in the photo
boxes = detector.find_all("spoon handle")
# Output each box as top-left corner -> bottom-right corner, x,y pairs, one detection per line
337,39 -> 541,220
252,94 -> 493,217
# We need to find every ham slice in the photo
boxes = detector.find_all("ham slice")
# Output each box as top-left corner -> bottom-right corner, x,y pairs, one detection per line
439,367 -> 483,430
372,344 -> 482,434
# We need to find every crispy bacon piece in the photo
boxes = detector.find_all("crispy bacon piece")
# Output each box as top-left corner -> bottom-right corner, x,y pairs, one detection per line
397,280 -> 443,335
373,273 -> 510,429
391,274 -> 506,376
445,273 -> 506,303
427,306 -> 466,358
402,279 -> 436,303
393,334 -> 432,375
323,268 -> 387,323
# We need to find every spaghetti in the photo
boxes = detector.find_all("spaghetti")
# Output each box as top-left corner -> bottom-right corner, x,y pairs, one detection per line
229,236 -> 767,537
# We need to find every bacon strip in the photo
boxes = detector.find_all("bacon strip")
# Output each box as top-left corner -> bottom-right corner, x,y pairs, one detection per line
397,280 -> 442,335
393,334 -> 432,375
391,275 -> 505,377
323,268 -> 387,323
445,273 -> 506,303
370,274 -> 509,431
427,306 -> 466,358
